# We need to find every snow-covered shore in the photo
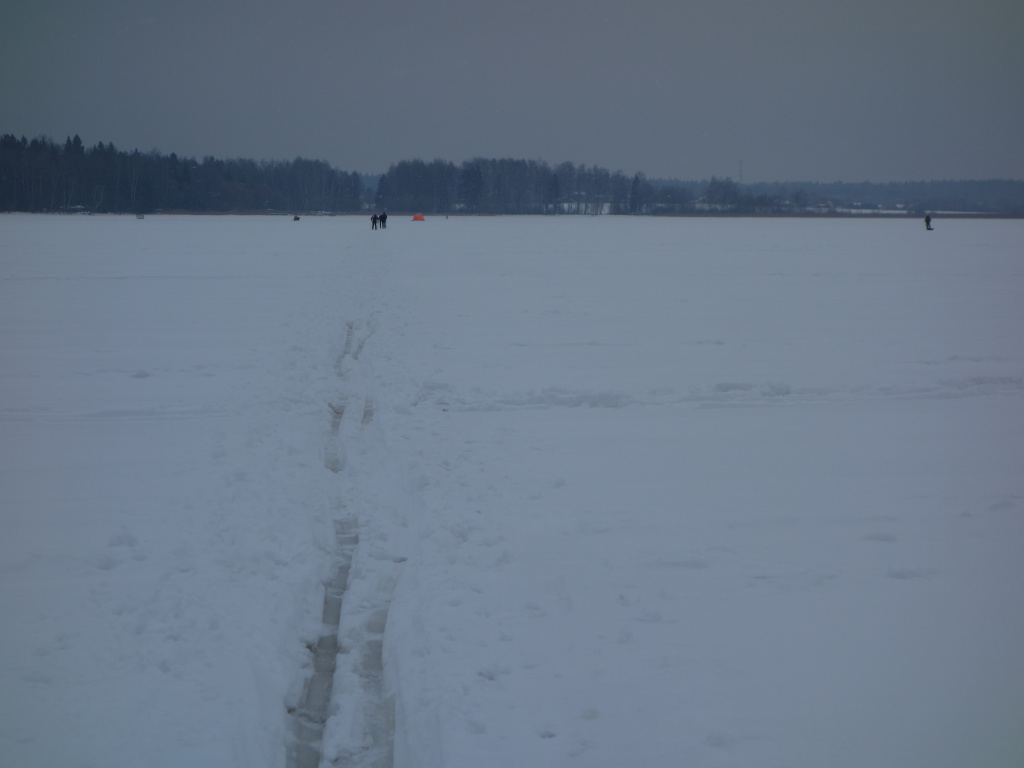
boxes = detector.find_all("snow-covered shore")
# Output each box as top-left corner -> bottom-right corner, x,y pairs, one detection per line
2,214 -> 1021,767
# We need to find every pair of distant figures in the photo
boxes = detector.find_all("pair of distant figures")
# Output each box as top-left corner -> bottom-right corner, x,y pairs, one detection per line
371,211 -> 388,230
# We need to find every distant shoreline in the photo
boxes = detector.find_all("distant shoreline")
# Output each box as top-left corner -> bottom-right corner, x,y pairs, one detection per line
7,210 -> 1019,219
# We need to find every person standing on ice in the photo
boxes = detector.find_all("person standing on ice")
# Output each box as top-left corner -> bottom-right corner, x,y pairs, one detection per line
379,210 -> 387,229
371,213 -> 378,230
925,214 -> 933,230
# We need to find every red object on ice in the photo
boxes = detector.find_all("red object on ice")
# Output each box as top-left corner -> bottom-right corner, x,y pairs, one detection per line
412,214 -> 425,221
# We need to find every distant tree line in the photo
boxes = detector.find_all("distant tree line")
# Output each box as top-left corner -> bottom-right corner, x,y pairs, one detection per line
371,159 -> 704,215
733,179 -> 1024,215
0,134 -> 364,213
375,161 -> 1024,216
3,133 -> 1022,215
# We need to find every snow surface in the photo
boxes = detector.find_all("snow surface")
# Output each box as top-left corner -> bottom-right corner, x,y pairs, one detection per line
1,213 -> 1022,768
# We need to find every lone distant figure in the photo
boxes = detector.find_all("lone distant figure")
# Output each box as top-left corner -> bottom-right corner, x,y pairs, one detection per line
379,210 -> 388,229
371,214 -> 378,230
924,214 -> 933,231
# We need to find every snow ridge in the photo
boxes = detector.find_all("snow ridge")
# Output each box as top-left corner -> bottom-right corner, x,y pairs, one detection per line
409,375 -> 1024,415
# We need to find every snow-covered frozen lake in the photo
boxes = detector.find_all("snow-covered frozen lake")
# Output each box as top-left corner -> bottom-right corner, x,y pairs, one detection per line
1,213 -> 1022,768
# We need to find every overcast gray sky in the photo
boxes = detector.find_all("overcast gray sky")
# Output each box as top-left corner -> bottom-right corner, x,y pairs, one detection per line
3,0 -> 1022,182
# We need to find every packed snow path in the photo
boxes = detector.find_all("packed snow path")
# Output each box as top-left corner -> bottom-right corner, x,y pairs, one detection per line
288,518 -> 359,768
286,316 -> 397,768
1,215 -> 1022,768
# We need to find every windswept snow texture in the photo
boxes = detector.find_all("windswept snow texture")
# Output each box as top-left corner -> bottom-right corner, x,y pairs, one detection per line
2,214 -> 1023,768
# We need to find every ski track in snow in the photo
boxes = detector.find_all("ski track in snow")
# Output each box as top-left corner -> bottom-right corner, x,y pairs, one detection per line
288,318 -> 397,768
288,518 -> 359,768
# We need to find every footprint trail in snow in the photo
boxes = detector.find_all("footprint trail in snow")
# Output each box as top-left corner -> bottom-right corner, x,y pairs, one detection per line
287,320 -> 397,768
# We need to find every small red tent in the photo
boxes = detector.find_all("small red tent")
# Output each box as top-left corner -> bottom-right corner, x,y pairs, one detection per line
412,214 -> 425,221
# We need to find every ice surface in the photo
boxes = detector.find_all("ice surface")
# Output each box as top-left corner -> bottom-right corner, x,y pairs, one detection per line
1,214 -> 1022,767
